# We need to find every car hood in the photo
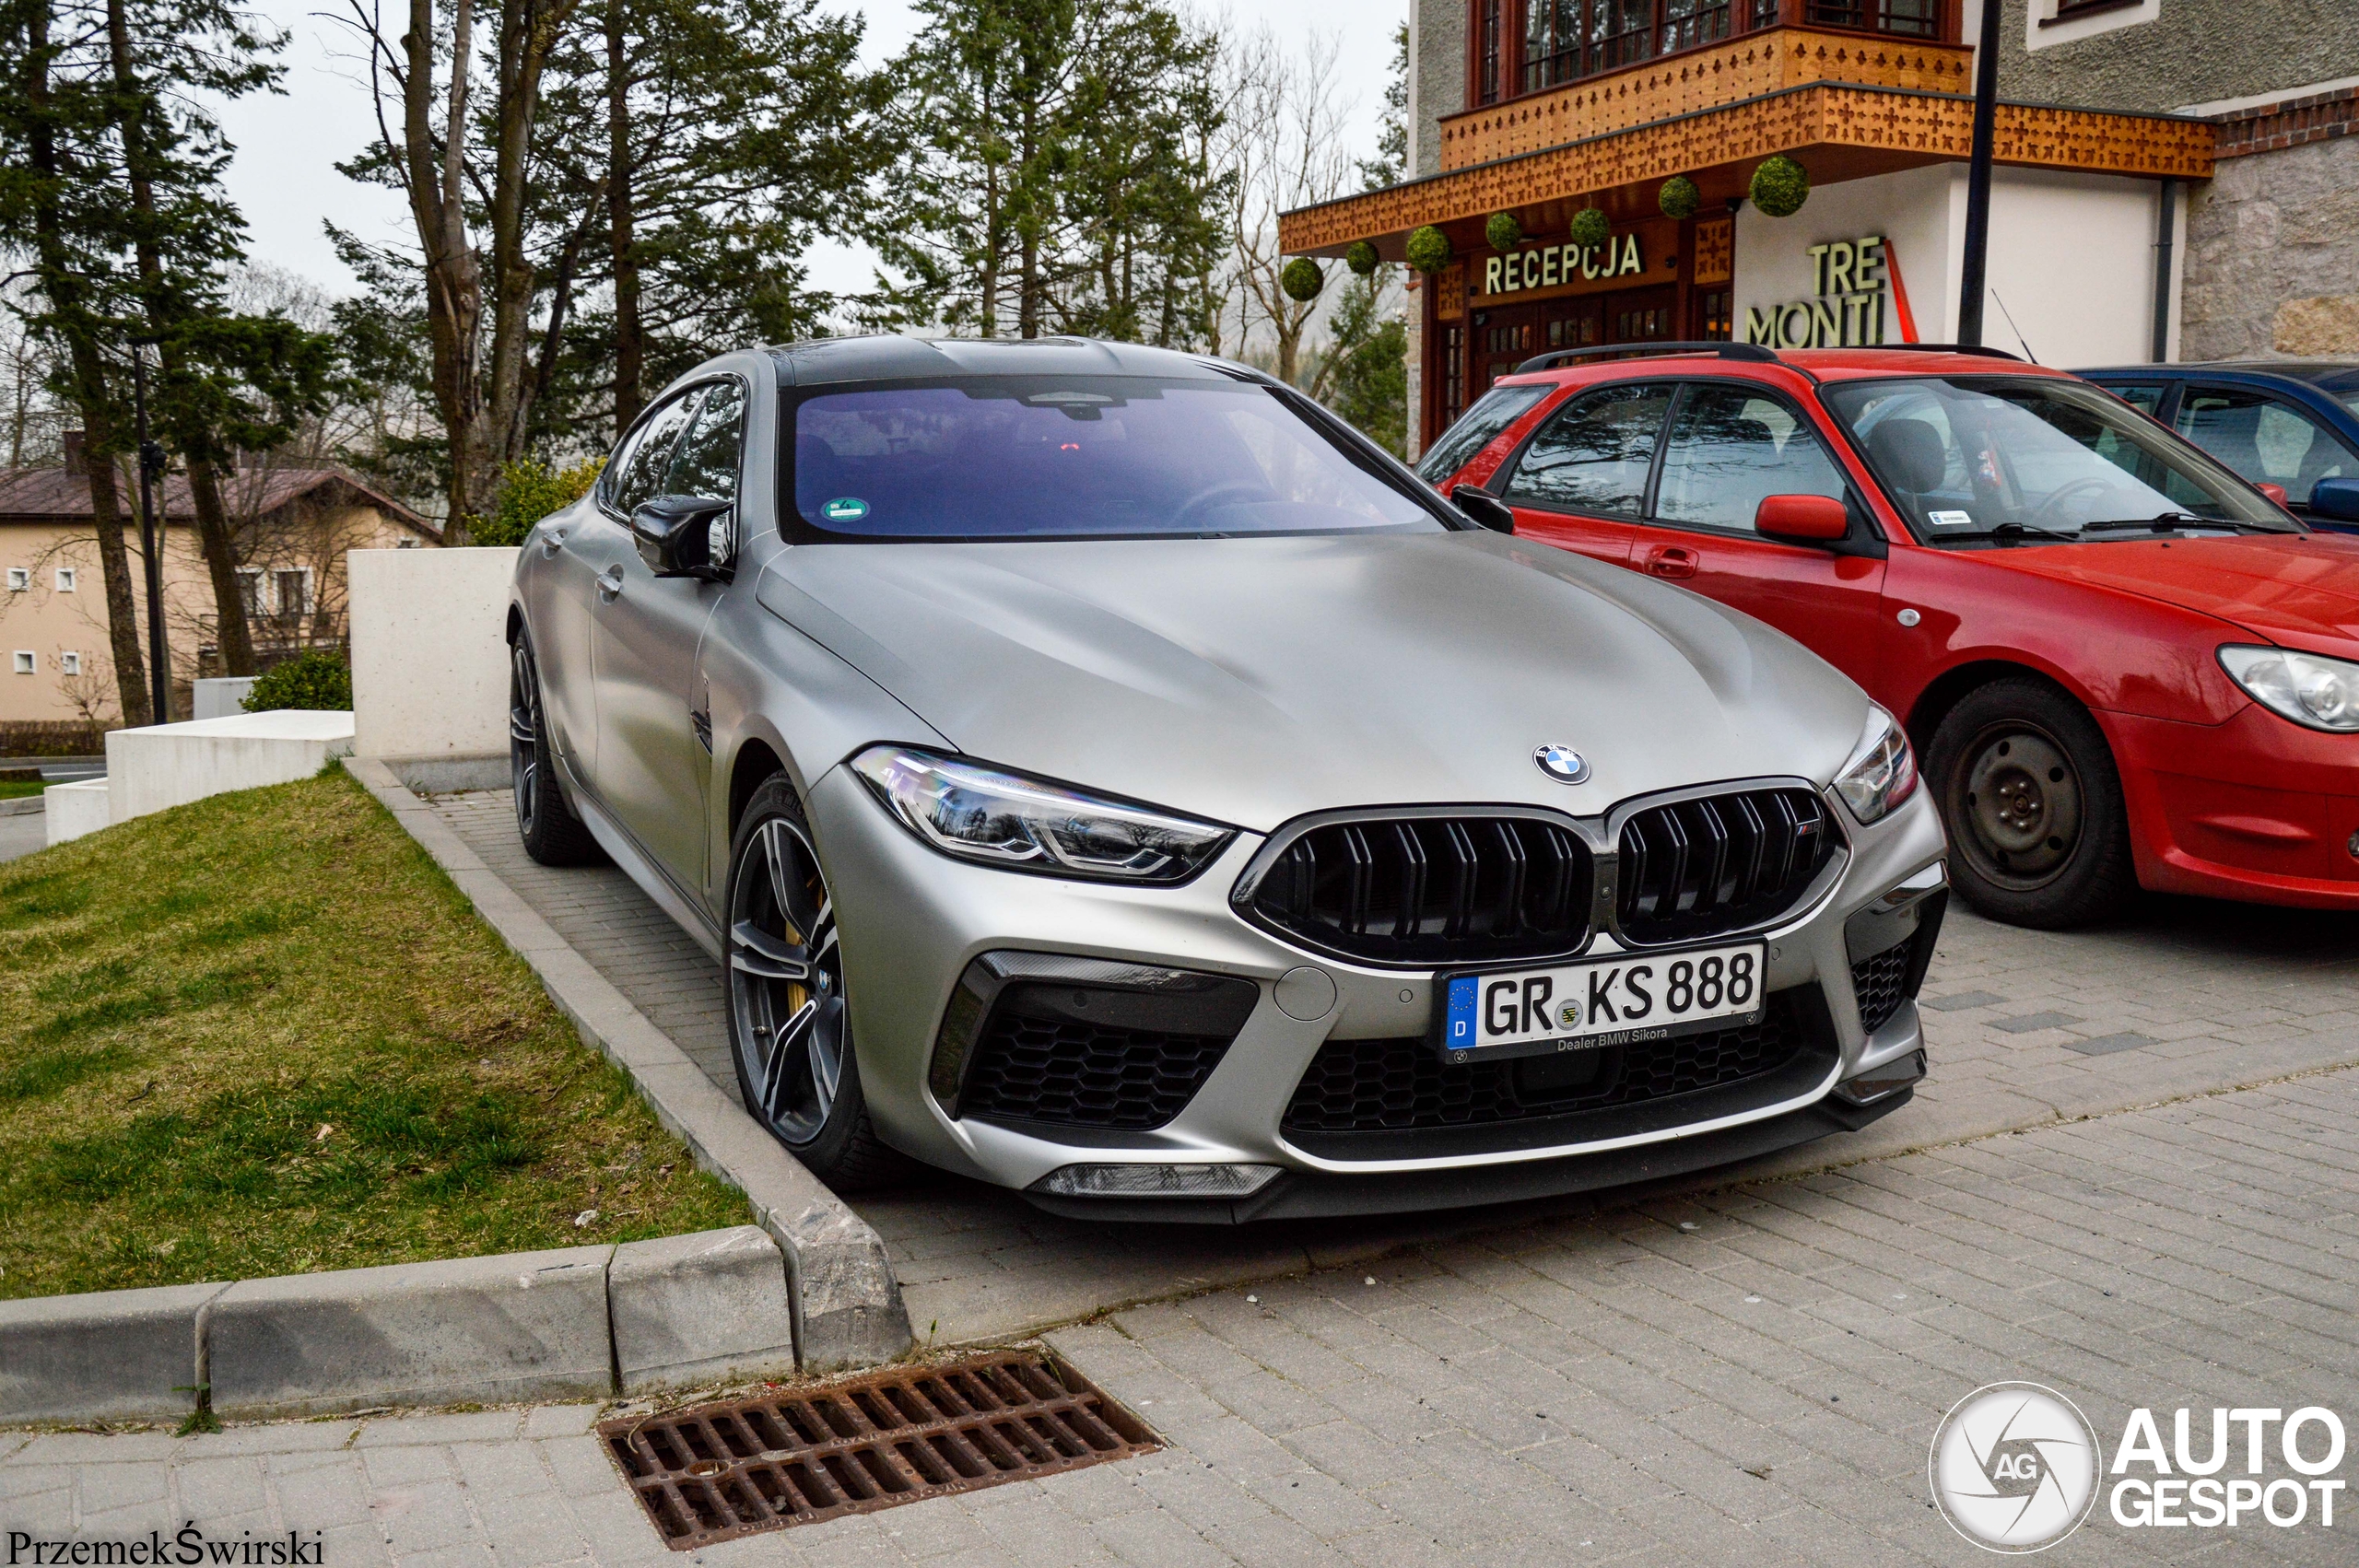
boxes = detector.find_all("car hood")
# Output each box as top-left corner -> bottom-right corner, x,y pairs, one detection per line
1981,532 -> 2359,651
757,532 -> 1870,833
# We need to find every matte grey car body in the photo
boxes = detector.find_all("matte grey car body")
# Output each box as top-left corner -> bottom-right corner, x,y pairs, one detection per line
508,335 -> 1947,1220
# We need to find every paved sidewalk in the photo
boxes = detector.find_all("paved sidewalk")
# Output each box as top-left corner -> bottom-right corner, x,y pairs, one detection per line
428,790 -> 2359,1350
10,1064 -> 2355,1565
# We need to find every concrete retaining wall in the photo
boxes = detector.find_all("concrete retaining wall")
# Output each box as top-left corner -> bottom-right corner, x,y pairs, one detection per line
349,547 -> 517,761
106,710 -> 357,825
0,1228 -> 796,1426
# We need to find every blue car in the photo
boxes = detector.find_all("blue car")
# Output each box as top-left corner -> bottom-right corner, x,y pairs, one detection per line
2076,361 -> 2359,531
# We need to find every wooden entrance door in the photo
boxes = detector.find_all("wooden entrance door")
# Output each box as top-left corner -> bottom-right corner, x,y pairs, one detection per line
1472,303 -> 1542,394
1605,285 -> 1679,345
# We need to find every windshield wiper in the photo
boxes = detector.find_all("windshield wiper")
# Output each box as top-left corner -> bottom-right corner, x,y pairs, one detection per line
1928,521 -> 2083,546
2080,512 -> 2238,533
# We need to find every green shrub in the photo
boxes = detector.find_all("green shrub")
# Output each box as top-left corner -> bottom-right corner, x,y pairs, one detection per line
1485,212 -> 1523,252
1345,240 -> 1381,276
1280,258 -> 1325,303
1404,225 -> 1452,275
471,457 -> 605,548
1659,176 -> 1701,220
1569,206 -> 1610,248
1750,156 -> 1810,217
241,649 -> 351,713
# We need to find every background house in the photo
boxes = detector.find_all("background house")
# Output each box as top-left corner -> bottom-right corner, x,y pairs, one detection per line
0,438 -> 434,743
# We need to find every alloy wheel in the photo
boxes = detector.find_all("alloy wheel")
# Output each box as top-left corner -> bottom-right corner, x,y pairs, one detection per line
728,816 -> 847,1146
1951,722 -> 2083,891
510,640 -> 545,839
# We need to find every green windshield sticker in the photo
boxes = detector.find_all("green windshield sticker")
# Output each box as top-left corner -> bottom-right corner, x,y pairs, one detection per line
822,497 -> 869,522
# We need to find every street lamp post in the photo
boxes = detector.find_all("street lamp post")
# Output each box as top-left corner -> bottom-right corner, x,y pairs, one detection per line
128,339 -> 172,727
1955,0 -> 2003,347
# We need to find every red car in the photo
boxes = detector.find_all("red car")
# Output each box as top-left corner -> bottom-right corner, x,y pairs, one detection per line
1420,343 -> 2359,928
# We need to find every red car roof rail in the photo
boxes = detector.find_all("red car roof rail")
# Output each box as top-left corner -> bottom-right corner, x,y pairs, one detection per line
1513,342 -> 1778,374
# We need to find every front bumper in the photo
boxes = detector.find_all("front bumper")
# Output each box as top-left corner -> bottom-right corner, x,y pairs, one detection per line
806,765 -> 1947,1214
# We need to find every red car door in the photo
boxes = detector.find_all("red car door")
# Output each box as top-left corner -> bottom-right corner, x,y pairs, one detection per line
1496,381 -> 1676,568
1632,380 -> 1895,697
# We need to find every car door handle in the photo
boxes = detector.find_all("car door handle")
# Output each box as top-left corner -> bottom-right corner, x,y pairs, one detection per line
1646,545 -> 1698,579
595,564 -> 625,602
539,525 -> 568,557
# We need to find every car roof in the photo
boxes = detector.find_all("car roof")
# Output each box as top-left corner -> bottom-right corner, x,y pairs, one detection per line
1495,345 -> 2074,389
761,333 -> 1257,388
2079,360 -> 2359,390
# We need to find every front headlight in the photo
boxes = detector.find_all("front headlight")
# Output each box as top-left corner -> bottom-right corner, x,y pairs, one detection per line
851,744 -> 1234,883
2218,644 -> 2359,732
1832,706 -> 1919,825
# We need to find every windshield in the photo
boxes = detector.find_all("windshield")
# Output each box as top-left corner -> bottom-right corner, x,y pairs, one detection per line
1415,382 -> 1550,485
1820,376 -> 2294,545
789,377 -> 1445,541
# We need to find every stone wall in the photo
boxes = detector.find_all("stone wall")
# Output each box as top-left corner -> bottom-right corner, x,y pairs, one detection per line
1412,0 -> 1466,181
2000,0 -> 2359,113
2182,134 -> 2359,359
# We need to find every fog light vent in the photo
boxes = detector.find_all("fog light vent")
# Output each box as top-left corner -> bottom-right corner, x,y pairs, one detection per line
1832,1048 -> 1925,1107
1029,1163 -> 1282,1199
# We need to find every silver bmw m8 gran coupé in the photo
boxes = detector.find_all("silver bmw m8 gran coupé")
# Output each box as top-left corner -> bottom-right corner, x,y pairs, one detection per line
506,335 -> 1946,1220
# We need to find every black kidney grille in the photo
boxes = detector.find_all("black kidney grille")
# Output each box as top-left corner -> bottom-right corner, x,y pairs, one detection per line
1283,991 -> 1805,1135
1247,815 -> 1594,965
1616,788 -> 1838,945
957,1012 -> 1233,1130
1850,942 -> 1914,1036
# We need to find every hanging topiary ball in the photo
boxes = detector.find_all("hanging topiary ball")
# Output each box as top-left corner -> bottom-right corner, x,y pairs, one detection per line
1749,156 -> 1810,217
1280,257 -> 1325,302
1658,176 -> 1701,221
1404,225 -> 1453,275
1345,240 -> 1380,276
1485,212 -> 1523,253
1568,205 -> 1611,249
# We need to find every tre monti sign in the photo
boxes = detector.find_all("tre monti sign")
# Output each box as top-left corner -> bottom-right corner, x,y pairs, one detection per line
1481,232 -> 1649,298
1744,235 -> 1890,348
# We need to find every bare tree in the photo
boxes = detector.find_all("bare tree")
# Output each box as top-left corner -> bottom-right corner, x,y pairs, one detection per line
1221,26 -> 1350,388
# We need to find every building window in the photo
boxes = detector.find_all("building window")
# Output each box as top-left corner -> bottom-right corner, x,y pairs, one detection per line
1440,322 -> 1467,432
236,566 -> 267,616
1700,290 -> 1733,341
54,567 -> 76,591
60,650 -> 82,676
1616,306 -> 1673,340
1478,0 -> 1505,105
275,568 -> 315,619
1805,0 -> 1939,36
5,568 -> 25,592
11,651 -> 32,674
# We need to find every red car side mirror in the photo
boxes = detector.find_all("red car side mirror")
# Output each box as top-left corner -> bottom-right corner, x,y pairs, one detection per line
2256,482 -> 2290,509
1755,494 -> 1850,542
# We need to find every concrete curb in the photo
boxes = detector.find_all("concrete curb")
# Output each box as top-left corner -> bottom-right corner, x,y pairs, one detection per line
0,794 -> 42,817
346,755 -> 912,1372
0,1228 -> 793,1426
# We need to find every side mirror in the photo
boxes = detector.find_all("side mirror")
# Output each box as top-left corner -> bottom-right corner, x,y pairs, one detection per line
1451,484 -> 1517,534
1755,493 -> 1851,543
2310,477 -> 2359,522
631,495 -> 735,579
2256,482 -> 2291,510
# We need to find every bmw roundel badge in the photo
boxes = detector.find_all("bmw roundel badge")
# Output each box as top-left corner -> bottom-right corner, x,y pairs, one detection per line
1533,743 -> 1590,785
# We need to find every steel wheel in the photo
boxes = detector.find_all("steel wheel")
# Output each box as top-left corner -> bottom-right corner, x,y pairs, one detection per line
1951,722 -> 2083,891
728,814 -> 847,1146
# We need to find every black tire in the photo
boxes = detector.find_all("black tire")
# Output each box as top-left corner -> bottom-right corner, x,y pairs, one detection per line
723,776 -> 908,1189
509,632 -> 606,866
1928,678 -> 2137,929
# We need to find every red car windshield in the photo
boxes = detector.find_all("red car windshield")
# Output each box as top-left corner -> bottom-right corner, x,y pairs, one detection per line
1821,376 -> 2293,545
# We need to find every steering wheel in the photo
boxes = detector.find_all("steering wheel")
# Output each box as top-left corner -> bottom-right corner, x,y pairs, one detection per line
2026,475 -> 2122,531
1171,482 -> 1275,528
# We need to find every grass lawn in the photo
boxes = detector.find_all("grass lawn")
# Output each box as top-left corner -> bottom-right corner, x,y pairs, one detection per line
0,766 -> 749,1300
0,779 -> 45,800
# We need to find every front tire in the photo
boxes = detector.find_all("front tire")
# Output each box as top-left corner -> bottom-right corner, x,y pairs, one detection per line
1929,678 -> 2136,929
723,777 -> 905,1189
510,633 -> 605,866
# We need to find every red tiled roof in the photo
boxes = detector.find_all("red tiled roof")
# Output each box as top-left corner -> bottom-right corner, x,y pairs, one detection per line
0,464 -> 437,537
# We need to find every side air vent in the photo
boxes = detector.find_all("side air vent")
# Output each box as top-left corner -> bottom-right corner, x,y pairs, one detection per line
1238,813 -> 1594,968
1616,788 -> 1840,946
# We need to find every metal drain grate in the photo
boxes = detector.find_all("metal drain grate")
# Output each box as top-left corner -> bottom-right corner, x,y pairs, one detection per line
599,1350 -> 1162,1548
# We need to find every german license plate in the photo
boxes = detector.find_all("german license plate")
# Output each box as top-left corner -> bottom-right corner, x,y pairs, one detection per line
1438,941 -> 1766,1064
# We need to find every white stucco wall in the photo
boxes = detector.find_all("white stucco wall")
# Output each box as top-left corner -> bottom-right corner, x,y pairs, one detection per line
348,546 -> 520,760
1733,164 -> 2177,368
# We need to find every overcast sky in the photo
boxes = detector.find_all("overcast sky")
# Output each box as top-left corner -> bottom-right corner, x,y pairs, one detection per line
213,0 -> 1405,304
